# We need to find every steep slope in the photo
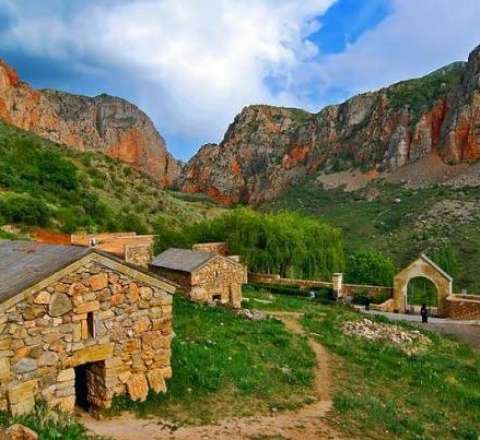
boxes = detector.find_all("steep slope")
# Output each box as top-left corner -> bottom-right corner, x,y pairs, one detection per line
0,59 -> 180,186
0,120 -> 223,236
180,45 -> 480,205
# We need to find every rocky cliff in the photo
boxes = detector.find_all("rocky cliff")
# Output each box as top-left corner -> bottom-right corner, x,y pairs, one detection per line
0,60 -> 180,186
180,45 -> 480,205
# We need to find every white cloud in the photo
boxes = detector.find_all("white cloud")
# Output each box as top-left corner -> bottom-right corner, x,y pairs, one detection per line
0,0 -> 335,156
0,0 -> 479,160
313,0 -> 480,104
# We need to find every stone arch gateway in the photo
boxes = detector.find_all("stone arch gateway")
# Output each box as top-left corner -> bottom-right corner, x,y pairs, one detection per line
393,254 -> 452,317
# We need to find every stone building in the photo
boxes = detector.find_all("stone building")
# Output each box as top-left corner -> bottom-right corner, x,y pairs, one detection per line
71,233 -> 155,268
0,240 -> 175,415
150,248 -> 246,308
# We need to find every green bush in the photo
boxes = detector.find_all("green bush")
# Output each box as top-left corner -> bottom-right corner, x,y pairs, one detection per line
346,249 -> 395,286
0,194 -> 50,226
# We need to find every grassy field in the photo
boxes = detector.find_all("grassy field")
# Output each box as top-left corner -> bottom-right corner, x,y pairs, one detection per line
266,180 -> 480,293
109,295 -> 316,425
245,287 -> 480,440
0,120 -> 224,235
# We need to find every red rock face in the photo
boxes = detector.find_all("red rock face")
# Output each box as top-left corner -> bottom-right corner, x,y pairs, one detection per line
180,46 -> 480,205
0,59 -> 180,187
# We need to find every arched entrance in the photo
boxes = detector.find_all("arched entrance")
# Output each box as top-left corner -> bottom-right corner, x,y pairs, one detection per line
393,254 -> 452,317
406,276 -> 439,314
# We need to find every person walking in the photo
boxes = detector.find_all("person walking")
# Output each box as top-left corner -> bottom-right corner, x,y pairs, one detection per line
420,303 -> 428,323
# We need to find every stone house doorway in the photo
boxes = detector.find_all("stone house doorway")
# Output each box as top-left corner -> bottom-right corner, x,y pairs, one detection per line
74,361 -> 105,411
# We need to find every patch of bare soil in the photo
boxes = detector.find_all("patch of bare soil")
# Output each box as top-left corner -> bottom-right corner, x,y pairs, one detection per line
81,312 -> 343,440
315,169 -> 375,191
384,152 -> 470,188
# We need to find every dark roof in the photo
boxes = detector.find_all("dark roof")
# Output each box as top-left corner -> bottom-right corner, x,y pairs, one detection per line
151,248 -> 217,273
0,240 -> 91,303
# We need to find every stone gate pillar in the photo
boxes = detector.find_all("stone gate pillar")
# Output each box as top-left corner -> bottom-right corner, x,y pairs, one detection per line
332,273 -> 343,299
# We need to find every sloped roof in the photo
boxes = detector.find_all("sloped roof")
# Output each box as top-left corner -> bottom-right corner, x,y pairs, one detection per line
151,248 -> 217,273
0,240 -> 177,304
0,240 -> 90,303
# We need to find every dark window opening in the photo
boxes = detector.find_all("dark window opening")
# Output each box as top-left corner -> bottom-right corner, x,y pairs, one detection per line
74,363 -> 92,410
87,312 -> 96,338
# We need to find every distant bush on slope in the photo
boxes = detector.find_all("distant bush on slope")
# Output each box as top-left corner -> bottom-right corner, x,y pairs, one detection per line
0,121 -> 223,233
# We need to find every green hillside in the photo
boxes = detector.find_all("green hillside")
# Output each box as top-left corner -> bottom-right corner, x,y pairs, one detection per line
265,178 -> 480,293
0,121 -> 224,236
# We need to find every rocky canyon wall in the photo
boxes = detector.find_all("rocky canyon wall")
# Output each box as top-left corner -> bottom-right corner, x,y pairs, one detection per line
180,45 -> 480,205
0,60 -> 180,187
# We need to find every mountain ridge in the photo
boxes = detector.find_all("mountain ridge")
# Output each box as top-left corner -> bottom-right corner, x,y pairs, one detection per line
0,59 -> 180,187
179,46 -> 480,205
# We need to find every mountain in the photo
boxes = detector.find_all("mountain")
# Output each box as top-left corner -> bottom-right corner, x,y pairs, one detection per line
0,59 -> 180,187
180,45 -> 480,205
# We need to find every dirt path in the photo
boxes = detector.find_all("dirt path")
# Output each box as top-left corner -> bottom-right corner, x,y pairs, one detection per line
82,312 -> 342,440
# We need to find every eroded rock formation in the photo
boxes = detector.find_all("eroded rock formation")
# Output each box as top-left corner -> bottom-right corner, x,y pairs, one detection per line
0,60 -> 180,186
180,45 -> 480,205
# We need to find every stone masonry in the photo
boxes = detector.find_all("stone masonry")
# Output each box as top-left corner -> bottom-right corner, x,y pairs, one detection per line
0,251 -> 174,415
151,248 -> 246,309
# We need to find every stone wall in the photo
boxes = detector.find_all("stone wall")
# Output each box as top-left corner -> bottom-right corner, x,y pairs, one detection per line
445,295 -> 480,320
342,284 -> 393,298
71,233 -> 154,261
192,242 -> 229,256
125,245 -> 153,269
0,260 -> 172,415
191,257 -> 245,308
248,273 -> 332,289
151,257 -> 245,309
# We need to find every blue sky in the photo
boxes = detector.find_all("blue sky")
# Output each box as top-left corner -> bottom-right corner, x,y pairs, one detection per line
0,0 -> 479,161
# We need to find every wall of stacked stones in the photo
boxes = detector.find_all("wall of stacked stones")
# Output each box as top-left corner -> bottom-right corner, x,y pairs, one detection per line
0,260 -> 172,415
125,245 -> 153,268
149,267 -> 190,290
192,242 -> 229,256
192,258 -> 245,308
445,295 -> 480,320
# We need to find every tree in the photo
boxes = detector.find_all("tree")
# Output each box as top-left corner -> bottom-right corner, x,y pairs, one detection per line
429,245 -> 459,278
346,250 -> 395,286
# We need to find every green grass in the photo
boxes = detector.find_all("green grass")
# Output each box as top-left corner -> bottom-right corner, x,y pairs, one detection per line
0,402 -> 107,440
0,120 -> 224,234
266,181 -> 480,292
108,295 -> 316,425
244,286 -> 480,440
303,307 -> 480,440
387,62 -> 465,120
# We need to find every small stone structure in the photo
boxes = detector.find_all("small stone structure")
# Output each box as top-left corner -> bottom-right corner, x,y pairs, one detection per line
0,240 -> 175,415
192,242 -> 229,256
150,248 -> 246,308
71,233 -> 154,268
393,254 -> 452,317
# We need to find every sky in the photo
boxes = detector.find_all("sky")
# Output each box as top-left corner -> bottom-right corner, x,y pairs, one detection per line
0,0 -> 479,161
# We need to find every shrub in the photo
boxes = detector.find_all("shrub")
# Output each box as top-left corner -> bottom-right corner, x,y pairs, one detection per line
121,213 -> 148,235
346,249 -> 395,286
0,194 -> 50,226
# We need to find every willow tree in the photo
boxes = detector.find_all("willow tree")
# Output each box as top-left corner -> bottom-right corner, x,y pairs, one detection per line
186,208 -> 345,279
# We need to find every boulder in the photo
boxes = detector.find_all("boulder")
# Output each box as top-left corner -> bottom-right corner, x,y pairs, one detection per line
0,424 -> 38,440
49,293 -> 72,317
